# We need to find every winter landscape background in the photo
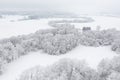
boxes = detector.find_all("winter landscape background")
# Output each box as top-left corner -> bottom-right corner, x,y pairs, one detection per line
0,0 -> 120,80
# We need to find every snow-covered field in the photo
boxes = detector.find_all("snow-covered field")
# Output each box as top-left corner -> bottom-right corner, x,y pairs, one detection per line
73,16 -> 120,30
0,46 -> 117,80
1,15 -> 120,39
0,15 -> 120,80
0,15 -> 53,39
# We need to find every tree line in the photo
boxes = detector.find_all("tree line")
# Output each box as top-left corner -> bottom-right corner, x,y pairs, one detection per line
0,24 -> 120,75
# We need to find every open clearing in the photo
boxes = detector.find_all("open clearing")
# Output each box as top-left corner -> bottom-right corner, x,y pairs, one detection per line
0,46 -> 117,80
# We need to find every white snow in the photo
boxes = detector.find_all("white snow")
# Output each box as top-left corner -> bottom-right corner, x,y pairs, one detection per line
0,15 -> 120,39
0,46 -> 117,80
0,15 -> 120,80
2,15 -> 25,21
74,16 -> 120,30
0,16 -> 53,39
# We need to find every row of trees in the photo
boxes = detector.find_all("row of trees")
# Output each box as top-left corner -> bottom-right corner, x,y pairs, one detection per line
41,34 -> 79,55
19,58 -> 99,80
18,56 -> 120,80
80,29 -> 118,46
98,56 -> 120,80
111,39 -> 120,54
48,18 -> 94,27
0,24 -> 120,74
0,26 -> 80,74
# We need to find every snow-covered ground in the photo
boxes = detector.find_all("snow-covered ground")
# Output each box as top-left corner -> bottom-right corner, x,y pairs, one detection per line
0,46 -> 117,80
0,15 -> 120,80
0,15 -> 53,39
74,16 -> 120,30
0,15 -> 120,39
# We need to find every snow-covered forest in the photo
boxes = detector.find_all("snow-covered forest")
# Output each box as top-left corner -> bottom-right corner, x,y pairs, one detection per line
0,0 -> 120,80
0,14 -> 120,80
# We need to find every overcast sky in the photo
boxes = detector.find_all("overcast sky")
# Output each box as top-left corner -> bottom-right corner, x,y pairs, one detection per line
0,0 -> 119,14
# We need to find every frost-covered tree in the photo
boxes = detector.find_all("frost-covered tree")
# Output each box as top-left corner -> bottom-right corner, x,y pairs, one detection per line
98,59 -> 112,80
42,34 -> 79,55
0,57 -> 6,74
1,42 -> 16,63
14,44 -> 25,57
80,29 -> 118,46
110,56 -> 120,72
21,39 -> 39,53
98,56 -> 120,80
99,29 -> 118,45
80,31 -> 100,46
111,39 -> 120,54
18,59 -> 99,80
107,71 -> 120,80
9,36 -> 22,46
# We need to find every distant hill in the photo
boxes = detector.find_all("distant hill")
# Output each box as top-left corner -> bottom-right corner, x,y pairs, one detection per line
0,10 -> 78,18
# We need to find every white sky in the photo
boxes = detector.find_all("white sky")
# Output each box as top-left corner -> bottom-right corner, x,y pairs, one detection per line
0,0 -> 119,14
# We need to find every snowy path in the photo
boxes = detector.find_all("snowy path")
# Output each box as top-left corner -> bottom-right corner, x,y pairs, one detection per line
0,46 -> 117,80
